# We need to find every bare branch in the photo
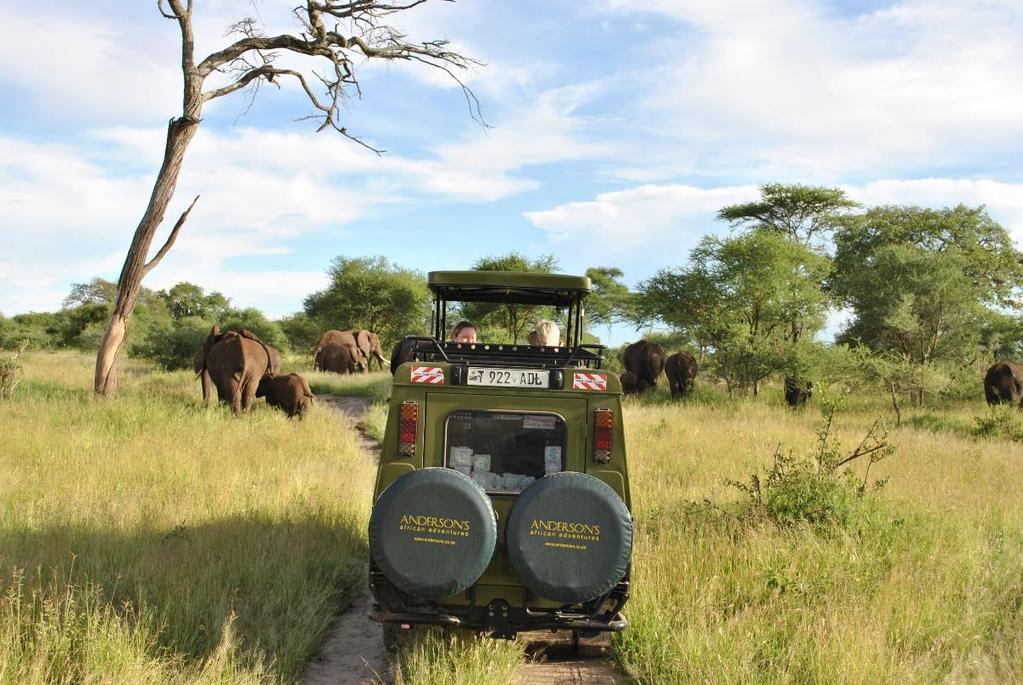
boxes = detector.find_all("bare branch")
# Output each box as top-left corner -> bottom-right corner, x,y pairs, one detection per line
202,65 -> 277,101
157,0 -> 179,19
143,195 -> 199,276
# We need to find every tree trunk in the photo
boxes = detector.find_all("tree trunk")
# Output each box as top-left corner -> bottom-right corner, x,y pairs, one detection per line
94,116 -> 199,398
889,382 -> 901,426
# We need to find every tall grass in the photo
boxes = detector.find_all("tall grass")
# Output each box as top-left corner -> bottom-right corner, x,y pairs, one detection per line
1,352 -> 373,683
614,399 -> 1023,683
4,353 -> 1022,683
304,370 -> 391,400
391,629 -> 524,685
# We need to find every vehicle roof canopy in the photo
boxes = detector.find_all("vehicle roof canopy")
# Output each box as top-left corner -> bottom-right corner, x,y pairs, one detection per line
428,271 -> 592,306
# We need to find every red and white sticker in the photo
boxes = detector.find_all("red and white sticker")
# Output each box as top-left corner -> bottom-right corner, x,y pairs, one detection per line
410,365 -> 445,384
572,372 -> 607,391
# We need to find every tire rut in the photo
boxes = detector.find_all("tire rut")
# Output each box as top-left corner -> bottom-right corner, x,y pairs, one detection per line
304,393 -> 630,685
302,394 -> 390,685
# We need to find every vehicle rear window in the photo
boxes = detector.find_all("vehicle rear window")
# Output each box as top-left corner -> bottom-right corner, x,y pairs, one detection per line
445,410 -> 566,494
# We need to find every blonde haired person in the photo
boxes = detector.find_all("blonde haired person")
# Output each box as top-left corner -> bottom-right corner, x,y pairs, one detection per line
532,320 -> 560,347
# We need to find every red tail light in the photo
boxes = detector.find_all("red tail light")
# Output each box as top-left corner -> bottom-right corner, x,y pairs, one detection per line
593,408 -> 612,463
398,401 -> 418,458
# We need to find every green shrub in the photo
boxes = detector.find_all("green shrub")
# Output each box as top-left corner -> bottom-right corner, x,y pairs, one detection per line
728,402 -> 895,527
137,318 -> 210,371
974,406 -> 1023,442
277,312 -> 321,354
221,308 -> 288,351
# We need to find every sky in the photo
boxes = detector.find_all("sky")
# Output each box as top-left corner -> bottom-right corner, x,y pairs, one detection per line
2,0 -> 1022,344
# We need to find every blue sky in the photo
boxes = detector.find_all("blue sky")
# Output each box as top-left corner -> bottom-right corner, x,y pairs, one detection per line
2,0 -> 1022,344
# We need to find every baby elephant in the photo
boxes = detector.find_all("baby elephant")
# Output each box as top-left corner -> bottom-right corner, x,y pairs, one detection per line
256,373 -> 314,418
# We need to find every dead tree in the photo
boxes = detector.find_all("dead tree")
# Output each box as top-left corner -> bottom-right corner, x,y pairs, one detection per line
94,0 -> 481,397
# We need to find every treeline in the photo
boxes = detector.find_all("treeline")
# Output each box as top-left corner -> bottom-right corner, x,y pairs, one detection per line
629,186 -> 1023,410
3,184 -> 1022,411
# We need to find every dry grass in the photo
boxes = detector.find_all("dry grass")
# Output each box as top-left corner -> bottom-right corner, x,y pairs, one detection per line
1,352 -> 373,684
615,394 -> 1023,684
3,353 -> 1021,684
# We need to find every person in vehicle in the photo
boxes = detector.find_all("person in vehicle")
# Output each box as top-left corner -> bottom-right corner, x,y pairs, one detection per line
451,320 -> 478,343
528,320 -> 560,347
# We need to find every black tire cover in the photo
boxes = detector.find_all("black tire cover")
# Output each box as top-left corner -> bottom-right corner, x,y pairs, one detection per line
369,468 -> 497,599
506,472 -> 632,604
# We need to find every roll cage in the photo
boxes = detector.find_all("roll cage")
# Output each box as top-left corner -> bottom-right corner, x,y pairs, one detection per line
407,271 -> 606,369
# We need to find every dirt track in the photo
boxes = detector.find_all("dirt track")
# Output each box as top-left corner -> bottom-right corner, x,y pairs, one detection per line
302,395 -> 390,685
303,393 -> 628,685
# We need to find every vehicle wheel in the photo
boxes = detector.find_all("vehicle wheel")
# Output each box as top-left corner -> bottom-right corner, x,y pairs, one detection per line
369,468 -> 498,599
505,472 -> 632,604
383,623 -> 415,652
574,629 -> 611,658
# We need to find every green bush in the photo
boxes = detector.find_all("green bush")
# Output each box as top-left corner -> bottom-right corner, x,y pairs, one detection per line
0,313 -> 61,350
974,406 -> 1023,442
137,318 -> 210,371
221,308 -> 288,351
728,402 -> 895,527
277,312 -> 321,354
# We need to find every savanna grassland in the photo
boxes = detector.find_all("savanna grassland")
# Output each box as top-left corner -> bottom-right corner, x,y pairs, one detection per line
2,352 -> 1022,684
1,352 -> 374,684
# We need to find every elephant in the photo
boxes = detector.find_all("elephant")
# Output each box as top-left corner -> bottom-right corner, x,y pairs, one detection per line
352,329 -> 388,372
623,340 -> 666,393
354,330 -> 372,373
665,351 -> 698,399
195,325 -> 274,414
318,342 -> 356,374
984,361 -> 1023,409
620,371 -> 639,395
390,338 -> 425,376
257,373 -> 314,418
784,377 -> 813,408
364,330 -> 388,371
314,330 -> 365,372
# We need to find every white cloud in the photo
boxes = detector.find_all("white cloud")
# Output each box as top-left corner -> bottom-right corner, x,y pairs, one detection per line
525,183 -> 758,265
526,178 -> 1023,267
596,0 -> 1023,179
850,178 -> 1023,241
0,74 -> 607,315
0,6 -> 180,123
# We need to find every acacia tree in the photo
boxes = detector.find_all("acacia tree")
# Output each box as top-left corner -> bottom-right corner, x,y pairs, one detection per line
717,183 -> 856,348
636,230 -> 831,396
94,0 -> 480,397
716,183 -> 857,250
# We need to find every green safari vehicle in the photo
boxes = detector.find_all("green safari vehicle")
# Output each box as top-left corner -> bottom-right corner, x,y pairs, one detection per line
368,271 -> 632,645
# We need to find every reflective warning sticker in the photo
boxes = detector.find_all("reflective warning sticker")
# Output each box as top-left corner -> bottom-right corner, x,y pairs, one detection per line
572,372 -> 607,391
411,365 -> 445,384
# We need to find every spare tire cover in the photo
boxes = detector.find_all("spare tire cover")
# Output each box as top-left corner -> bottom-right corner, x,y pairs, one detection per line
506,472 -> 632,604
369,468 -> 497,599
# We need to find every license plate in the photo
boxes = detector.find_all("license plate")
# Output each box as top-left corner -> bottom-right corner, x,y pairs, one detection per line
467,367 -> 549,388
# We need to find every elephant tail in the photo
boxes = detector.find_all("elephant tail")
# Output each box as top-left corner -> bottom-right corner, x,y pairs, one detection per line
299,375 -> 314,402
255,339 -> 273,377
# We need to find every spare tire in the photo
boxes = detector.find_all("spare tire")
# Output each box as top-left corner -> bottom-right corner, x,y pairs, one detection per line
369,468 -> 497,599
506,472 -> 632,604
